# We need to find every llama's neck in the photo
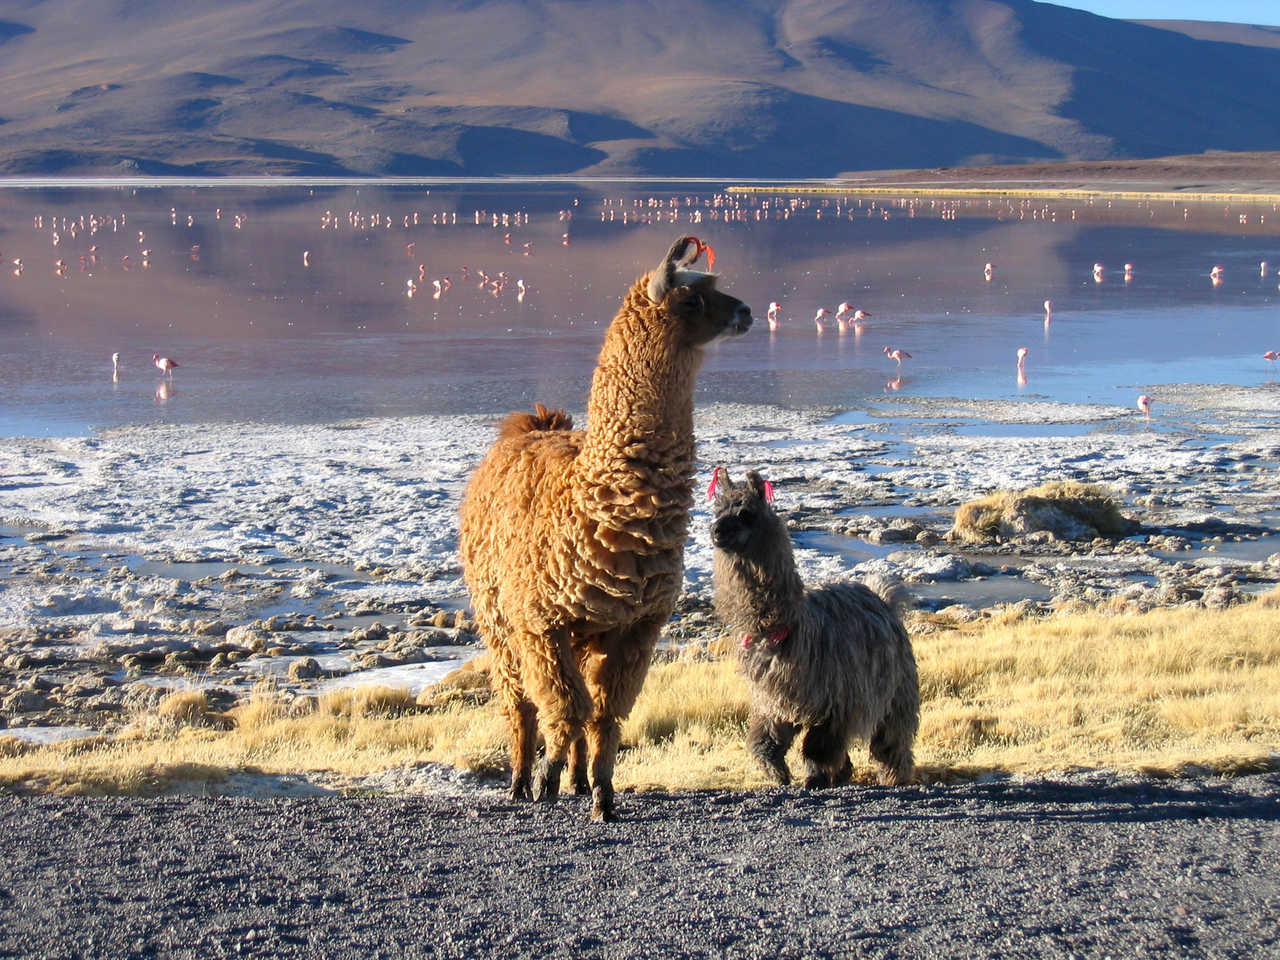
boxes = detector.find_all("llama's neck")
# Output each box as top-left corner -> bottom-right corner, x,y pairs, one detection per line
578,281 -> 701,495
712,533 -> 807,636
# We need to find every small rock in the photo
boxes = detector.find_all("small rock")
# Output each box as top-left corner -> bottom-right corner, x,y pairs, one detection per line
287,658 -> 323,681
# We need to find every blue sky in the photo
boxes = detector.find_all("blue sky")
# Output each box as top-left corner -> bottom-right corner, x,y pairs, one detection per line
1055,0 -> 1279,24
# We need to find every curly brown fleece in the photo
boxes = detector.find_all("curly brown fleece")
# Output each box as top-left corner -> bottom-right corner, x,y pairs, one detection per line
459,236 -> 752,821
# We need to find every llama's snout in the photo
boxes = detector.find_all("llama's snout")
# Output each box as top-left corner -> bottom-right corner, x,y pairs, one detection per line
730,303 -> 753,335
711,513 -> 752,550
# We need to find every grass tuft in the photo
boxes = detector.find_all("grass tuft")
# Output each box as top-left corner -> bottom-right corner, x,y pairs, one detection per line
948,480 -> 1134,543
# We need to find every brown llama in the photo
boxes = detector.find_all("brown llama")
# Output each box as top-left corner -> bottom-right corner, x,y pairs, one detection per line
709,468 -> 918,788
459,236 -> 752,821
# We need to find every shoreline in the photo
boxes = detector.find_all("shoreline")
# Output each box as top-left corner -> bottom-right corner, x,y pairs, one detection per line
1,390 -> 1277,753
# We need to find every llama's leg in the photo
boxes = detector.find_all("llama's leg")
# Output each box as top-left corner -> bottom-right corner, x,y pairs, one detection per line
870,683 -> 919,786
476,614 -> 538,801
568,734 -> 591,795
747,712 -> 798,785
518,626 -> 592,804
579,620 -> 661,821
800,720 -> 850,789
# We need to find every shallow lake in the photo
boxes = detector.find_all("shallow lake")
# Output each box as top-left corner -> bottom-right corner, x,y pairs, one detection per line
2,181 -> 1278,437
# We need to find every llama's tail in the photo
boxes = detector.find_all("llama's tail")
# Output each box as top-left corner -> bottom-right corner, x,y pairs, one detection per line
498,402 -> 573,439
861,575 -> 912,619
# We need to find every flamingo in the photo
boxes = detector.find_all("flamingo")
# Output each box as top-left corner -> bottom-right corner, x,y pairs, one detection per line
1124,263 -> 1133,283
767,301 -> 780,331
850,308 -> 870,335
153,353 -> 179,377
1092,263 -> 1104,283
983,262 -> 994,282
1261,261 -> 1269,278
813,308 -> 830,332
884,346 -> 912,367
1043,299 -> 1053,320
1137,394 -> 1152,420
111,352 -> 120,381
1263,350 -> 1279,365
1017,347 -> 1029,367
1209,265 -> 1224,286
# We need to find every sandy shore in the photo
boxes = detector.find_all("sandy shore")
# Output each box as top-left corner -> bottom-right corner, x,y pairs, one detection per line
837,152 -> 1280,197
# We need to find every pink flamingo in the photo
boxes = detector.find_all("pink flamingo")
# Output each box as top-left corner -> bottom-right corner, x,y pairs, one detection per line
983,262 -> 994,282
1092,262 -> 1104,283
1017,347 -> 1029,367
1124,263 -> 1133,283
813,308 -> 830,332
153,353 -> 179,377
1137,394 -> 1152,420
1263,350 -> 1279,366
883,346 -> 912,367
767,301 -> 780,331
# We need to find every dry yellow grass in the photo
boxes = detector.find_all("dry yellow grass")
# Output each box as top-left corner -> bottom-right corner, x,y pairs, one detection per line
2,597 -> 1277,795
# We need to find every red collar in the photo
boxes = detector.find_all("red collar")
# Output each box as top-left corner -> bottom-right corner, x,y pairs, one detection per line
741,627 -> 789,650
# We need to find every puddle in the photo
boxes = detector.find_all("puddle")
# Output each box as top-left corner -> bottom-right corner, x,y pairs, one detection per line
314,654 -> 477,695
2,725 -> 99,744
793,530 -> 904,562
834,504 -> 940,521
824,409 -> 883,427
1154,534 -> 1280,564
951,422 -> 1101,438
913,576 -> 1053,608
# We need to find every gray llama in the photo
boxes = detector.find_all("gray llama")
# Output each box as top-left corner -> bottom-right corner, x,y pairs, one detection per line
709,468 -> 919,787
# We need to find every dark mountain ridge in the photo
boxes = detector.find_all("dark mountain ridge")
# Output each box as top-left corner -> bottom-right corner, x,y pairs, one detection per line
0,0 -> 1277,177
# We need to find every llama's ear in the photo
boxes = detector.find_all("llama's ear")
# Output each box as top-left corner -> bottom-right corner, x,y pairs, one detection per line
707,466 -> 730,501
648,236 -> 692,303
745,470 -> 773,502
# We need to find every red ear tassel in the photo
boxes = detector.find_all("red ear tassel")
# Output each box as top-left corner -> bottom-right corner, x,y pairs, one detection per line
701,241 -> 716,271
763,479 -> 775,503
707,466 -> 725,501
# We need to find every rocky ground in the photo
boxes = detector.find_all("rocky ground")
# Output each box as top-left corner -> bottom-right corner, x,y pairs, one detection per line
1,394 -> 1278,742
1,772 -> 1277,959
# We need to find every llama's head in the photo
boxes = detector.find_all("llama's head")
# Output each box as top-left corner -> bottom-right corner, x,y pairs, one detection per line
647,235 -> 752,346
709,467 -> 780,556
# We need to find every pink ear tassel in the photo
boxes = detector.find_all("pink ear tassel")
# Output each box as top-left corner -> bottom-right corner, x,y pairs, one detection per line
706,467 -> 722,501
763,480 -> 775,503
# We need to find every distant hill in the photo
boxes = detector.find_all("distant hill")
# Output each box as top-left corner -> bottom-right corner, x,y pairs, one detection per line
0,0 -> 1278,177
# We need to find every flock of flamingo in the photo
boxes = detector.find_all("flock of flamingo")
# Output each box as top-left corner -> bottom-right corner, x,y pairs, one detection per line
761,255 -> 1278,422
6,192 -> 1277,421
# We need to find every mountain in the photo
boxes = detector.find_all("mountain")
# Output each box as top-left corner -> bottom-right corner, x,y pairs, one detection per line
0,0 -> 1277,177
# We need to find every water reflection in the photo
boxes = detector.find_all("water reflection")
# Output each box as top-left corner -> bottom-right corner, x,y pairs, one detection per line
1,183 -> 1278,436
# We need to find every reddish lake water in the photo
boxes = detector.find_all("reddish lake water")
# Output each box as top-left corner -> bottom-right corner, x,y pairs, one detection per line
1,182 -> 1278,436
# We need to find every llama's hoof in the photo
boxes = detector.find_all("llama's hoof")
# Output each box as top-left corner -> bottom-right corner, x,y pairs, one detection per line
832,756 -> 854,787
763,764 -> 791,787
803,771 -> 833,789
572,776 -> 592,796
509,776 -> 533,802
590,785 -> 616,822
533,760 -> 564,803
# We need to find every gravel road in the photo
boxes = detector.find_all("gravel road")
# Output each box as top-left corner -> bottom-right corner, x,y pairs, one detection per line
2,773 -> 1278,959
